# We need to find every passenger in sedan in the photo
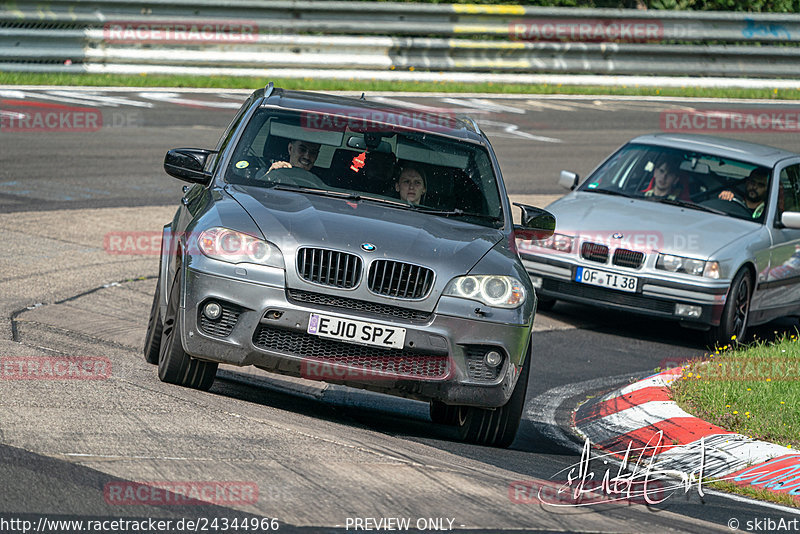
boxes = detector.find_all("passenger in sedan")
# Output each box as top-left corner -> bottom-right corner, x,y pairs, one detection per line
718,167 -> 769,218
395,164 -> 427,205
644,156 -> 686,200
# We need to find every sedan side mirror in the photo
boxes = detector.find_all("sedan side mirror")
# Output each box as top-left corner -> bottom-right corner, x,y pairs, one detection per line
513,203 -> 555,241
782,211 -> 800,229
164,148 -> 215,184
559,170 -> 579,190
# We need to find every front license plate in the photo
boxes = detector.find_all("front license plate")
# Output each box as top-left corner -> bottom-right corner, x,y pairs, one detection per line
307,313 -> 406,349
575,266 -> 638,293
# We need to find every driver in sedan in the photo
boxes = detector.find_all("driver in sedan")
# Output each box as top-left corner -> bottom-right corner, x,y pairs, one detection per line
268,139 -> 321,173
718,167 -> 769,218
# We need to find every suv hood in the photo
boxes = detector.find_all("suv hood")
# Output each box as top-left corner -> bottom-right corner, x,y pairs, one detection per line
229,186 -> 504,302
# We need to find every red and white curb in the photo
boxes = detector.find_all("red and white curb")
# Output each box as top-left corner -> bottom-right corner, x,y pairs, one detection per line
574,368 -> 800,502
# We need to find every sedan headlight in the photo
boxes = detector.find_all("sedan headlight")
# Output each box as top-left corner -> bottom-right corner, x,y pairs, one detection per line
656,253 -> 719,279
531,232 -> 573,253
197,227 -> 284,268
444,275 -> 526,308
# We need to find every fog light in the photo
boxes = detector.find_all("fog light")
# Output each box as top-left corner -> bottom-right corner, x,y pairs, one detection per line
484,350 -> 503,368
529,275 -> 543,289
203,301 -> 222,320
675,303 -> 702,319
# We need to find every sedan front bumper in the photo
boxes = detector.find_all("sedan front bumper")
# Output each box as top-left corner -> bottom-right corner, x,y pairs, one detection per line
521,253 -> 728,327
179,266 -> 533,408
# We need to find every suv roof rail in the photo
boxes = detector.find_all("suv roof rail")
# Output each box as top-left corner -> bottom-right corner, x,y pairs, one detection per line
461,115 -> 481,134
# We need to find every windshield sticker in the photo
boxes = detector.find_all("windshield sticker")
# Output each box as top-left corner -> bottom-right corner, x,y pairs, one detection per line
587,182 -> 599,189
235,160 -> 249,169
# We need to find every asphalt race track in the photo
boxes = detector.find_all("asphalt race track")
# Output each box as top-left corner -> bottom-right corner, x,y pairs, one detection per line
1,88 -> 799,533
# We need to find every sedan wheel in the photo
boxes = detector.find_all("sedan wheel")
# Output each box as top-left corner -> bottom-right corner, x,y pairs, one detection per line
158,268 -> 218,391
706,269 -> 752,348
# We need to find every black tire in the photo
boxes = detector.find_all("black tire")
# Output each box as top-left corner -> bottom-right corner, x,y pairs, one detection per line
705,269 -> 752,348
143,273 -> 163,365
536,296 -> 556,312
158,267 -> 218,391
430,340 -> 531,448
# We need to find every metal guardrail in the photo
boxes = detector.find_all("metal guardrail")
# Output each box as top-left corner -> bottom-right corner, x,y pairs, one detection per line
2,0 -> 800,79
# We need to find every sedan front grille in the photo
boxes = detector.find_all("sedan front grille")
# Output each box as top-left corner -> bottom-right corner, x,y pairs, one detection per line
297,247 -> 362,289
580,242 -> 609,263
368,260 -> 434,300
612,248 -> 645,269
252,325 -> 449,379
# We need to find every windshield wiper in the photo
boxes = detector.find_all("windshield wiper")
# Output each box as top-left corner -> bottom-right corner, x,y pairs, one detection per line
583,188 -> 634,198
271,185 -> 420,209
272,184 -> 360,199
653,197 -> 726,215
413,207 -> 503,223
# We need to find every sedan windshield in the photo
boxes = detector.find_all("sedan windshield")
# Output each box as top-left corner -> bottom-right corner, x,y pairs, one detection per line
577,143 -> 772,223
224,108 -> 504,228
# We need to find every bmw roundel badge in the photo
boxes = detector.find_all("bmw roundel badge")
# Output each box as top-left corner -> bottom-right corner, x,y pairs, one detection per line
361,243 -> 376,252
612,233 -> 624,239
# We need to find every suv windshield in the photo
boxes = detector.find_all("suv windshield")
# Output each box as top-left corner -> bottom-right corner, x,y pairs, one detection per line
224,108 -> 504,228
577,143 -> 771,223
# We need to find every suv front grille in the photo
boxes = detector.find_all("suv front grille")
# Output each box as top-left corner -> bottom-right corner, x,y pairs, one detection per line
612,248 -> 645,269
252,325 -> 449,379
286,289 -> 432,322
580,242 -> 609,263
297,247 -> 362,289
368,260 -> 434,300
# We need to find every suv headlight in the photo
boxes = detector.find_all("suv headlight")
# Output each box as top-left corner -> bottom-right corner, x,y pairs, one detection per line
444,275 -> 526,308
656,253 -> 719,279
197,227 -> 284,268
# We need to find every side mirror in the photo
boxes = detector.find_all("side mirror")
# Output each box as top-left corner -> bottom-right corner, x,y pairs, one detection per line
164,148 -> 215,184
513,203 -> 555,241
782,211 -> 800,229
559,170 -> 579,190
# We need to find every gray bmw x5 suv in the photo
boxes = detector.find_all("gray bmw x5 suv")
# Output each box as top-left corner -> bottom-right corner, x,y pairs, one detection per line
143,84 -> 554,447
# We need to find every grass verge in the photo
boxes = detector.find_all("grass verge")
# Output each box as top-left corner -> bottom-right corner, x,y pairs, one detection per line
2,72 -> 800,100
672,336 -> 799,507
672,336 -> 800,449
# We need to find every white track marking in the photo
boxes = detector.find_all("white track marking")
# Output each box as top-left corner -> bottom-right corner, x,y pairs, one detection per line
524,372 -> 641,453
46,90 -> 153,108
477,119 -> 562,143
440,97 -> 526,114
138,91 -> 243,109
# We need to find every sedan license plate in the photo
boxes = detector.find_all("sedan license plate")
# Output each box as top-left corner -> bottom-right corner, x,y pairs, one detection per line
307,313 -> 406,349
575,266 -> 638,293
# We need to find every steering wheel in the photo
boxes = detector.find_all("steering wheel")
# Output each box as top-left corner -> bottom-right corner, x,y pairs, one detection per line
699,197 -> 754,218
